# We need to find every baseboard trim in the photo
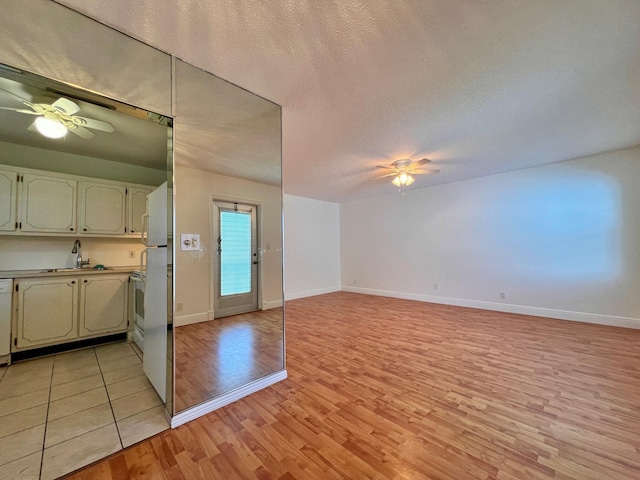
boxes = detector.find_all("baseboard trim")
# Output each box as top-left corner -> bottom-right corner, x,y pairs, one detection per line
170,370 -> 288,428
174,312 -> 209,327
262,299 -> 284,310
285,286 -> 341,301
341,286 -> 640,329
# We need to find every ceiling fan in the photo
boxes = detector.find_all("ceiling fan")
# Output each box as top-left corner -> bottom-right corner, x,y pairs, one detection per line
376,158 -> 439,186
0,92 -> 115,139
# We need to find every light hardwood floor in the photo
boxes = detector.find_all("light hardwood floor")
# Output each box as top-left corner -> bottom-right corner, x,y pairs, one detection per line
68,292 -> 640,479
174,308 -> 284,412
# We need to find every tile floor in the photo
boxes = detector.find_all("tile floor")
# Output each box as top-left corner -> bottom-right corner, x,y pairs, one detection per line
0,342 -> 169,480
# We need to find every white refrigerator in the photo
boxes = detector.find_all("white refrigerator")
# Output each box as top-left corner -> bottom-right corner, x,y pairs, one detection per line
141,182 -> 168,402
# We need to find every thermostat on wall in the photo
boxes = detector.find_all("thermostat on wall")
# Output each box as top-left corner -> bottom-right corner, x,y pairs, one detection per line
180,233 -> 200,251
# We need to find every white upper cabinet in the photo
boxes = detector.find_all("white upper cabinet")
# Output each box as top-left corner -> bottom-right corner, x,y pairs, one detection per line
20,173 -> 77,233
128,187 -> 152,236
79,181 -> 127,235
0,169 -> 17,232
0,165 -> 156,237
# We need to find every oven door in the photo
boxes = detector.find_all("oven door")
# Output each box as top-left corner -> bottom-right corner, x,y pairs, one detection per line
131,276 -> 145,350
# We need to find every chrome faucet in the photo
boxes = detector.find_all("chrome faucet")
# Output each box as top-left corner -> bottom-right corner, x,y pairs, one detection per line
71,239 -> 90,269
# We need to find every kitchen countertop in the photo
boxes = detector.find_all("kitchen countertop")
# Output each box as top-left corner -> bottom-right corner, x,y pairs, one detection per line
0,266 -> 137,278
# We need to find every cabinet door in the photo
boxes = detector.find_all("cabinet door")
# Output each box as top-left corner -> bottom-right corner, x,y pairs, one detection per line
79,274 -> 129,337
127,187 -> 152,236
20,173 -> 77,233
79,182 -> 127,235
0,169 -> 18,232
15,277 -> 79,349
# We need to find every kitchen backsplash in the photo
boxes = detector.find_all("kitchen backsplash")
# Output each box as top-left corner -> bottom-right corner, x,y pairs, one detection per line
0,237 -> 145,271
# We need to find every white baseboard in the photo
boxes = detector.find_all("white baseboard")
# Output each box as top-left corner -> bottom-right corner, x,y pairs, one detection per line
285,286 -> 341,301
170,369 -> 288,428
174,312 -> 209,327
262,299 -> 284,310
341,285 -> 640,329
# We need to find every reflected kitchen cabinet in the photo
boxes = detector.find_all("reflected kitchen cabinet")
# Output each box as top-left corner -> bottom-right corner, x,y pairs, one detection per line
79,181 -> 127,235
20,172 -> 77,233
128,186 -> 153,235
78,274 -> 129,337
0,169 -> 17,231
14,276 -> 79,349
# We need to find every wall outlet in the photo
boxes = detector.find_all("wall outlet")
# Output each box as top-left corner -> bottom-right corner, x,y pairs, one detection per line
500,291 -> 506,300
176,303 -> 184,312
128,250 -> 135,259
433,282 -> 438,290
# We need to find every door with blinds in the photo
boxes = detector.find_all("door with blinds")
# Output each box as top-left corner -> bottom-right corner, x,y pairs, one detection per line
213,201 -> 259,318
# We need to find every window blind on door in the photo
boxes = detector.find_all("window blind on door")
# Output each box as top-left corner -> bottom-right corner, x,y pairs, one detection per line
220,210 -> 252,296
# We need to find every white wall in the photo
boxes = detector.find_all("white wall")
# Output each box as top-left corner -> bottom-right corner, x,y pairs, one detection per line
283,194 -> 340,300
341,147 -> 640,328
174,166 -> 283,325
0,236 -> 143,271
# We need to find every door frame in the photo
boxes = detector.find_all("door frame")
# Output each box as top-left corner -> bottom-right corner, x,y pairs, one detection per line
208,194 -> 263,318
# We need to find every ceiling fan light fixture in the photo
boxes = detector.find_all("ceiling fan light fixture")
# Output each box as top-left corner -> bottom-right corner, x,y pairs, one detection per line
34,116 -> 67,139
392,172 -> 414,187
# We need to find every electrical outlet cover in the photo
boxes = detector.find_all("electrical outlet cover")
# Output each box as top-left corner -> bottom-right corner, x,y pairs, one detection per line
180,233 -> 200,251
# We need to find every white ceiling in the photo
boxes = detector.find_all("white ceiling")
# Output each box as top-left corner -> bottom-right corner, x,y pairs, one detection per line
58,0 -> 640,203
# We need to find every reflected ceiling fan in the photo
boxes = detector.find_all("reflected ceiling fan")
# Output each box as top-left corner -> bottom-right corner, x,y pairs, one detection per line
0,92 -> 115,139
376,158 -> 439,186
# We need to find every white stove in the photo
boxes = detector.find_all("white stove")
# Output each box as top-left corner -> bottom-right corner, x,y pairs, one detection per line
131,270 -> 145,351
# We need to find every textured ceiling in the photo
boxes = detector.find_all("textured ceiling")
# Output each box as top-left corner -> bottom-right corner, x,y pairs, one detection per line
57,0 -> 640,203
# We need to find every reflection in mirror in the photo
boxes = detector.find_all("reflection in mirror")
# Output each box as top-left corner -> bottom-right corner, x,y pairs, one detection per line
0,65 -> 173,477
173,59 -> 284,413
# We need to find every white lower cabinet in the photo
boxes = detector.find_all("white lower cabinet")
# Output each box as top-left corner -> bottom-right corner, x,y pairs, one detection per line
79,274 -> 129,337
15,277 -> 79,349
13,273 -> 129,351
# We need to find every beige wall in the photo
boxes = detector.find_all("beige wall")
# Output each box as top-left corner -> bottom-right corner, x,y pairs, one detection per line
174,165 -> 282,325
0,236 -> 143,271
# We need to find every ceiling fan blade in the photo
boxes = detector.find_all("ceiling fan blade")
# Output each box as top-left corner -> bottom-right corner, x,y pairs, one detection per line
375,165 -> 394,170
413,158 -> 431,167
413,169 -> 440,175
376,172 -> 400,179
70,126 -> 96,139
51,97 -> 81,115
0,106 -> 40,114
74,116 -> 115,133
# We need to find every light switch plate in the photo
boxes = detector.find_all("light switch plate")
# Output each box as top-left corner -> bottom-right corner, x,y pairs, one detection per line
180,233 -> 200,251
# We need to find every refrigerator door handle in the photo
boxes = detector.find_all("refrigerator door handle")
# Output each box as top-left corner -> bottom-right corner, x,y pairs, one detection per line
140,248 -> 148,279
141,213 -> 149,246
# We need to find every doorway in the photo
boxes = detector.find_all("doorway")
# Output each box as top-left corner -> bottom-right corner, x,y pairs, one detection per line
213,201 -> 259,318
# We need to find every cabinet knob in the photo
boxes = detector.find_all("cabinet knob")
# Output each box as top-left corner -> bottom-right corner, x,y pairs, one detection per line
83,228 -> 87,232
70,228 -> 74,231
71,281 -> 76,284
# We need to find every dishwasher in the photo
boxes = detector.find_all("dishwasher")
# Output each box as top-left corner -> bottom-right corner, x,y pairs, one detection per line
0,279 -> 12,366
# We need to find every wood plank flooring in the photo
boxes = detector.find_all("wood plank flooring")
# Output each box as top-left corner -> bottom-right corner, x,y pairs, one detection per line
67,292 -> 640,479
174,308 -> 284,412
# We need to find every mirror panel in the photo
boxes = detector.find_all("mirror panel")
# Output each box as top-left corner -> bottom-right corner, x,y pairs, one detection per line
0,0 -> 171,116
173,59 -> 283,413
